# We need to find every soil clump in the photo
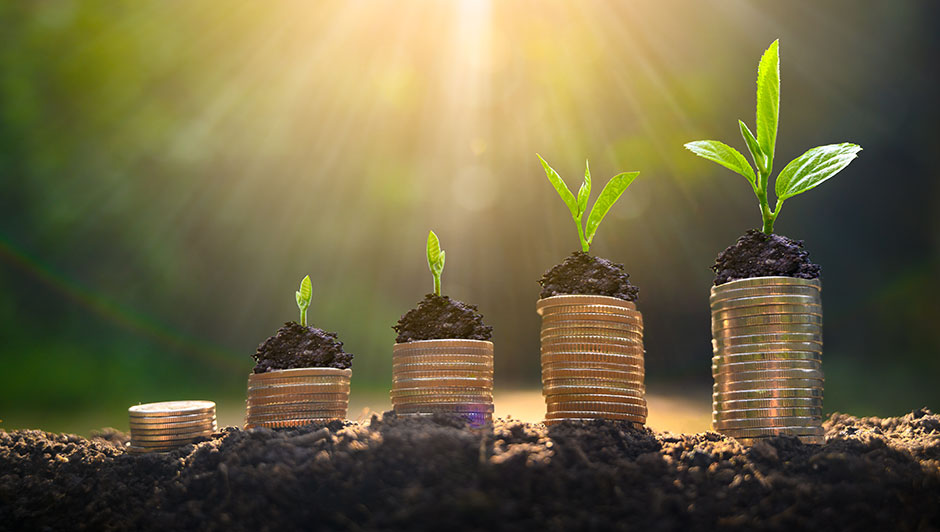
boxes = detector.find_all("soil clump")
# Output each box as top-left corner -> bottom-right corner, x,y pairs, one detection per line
393,294 -> 493,343
713,230 -> 821,286
539,251 -> 639,301
252,321 -> 352,373
2,409 -> 938,531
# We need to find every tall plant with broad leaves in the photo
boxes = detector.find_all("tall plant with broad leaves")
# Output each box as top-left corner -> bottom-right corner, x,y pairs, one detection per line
538,155 -> 640,252
685,40 -> 862,234
427,230 -> 445,296
295,275 -> 313,326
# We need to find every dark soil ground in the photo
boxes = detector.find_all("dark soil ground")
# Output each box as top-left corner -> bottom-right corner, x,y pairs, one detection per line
393,294 -> 493,343
539,251 -> 640,301
252,322 -> 353,373
3,409 -> 938,532
713,230 -> 821,286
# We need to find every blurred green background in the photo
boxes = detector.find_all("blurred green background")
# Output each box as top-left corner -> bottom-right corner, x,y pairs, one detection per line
1,1 -> 938,434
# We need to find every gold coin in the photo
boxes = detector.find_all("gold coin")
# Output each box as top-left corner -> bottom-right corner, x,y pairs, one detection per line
714,305 -> 823,321
393,369 -> 493,381
710,295 -> 821,312
713,406 -> 823,421
541,338 -> 645,351
130,423 -> 218,436
717,425 -> 824,438
711,359 -> 821,374
713,314 -> 823,332
392,361 -> 493,372
390,386 -> 493,397
540,352 -> 645,366
247,374 -> 350,386
713,332 -> 823,347
712,346 -> 822,359
541,361 -> 645,373
540,317 -> 644,331
128,400 -> 215,418
710,286 -> 821,304
543,376 -> 644,388
392,339 -> 493,354
543,383 -> 645,396
130,430 -> 214,442
249,368 -> 352,380
128,413 -> 215,426
394,403 -> 494,413
537,295 -> 636,314
391,377 -> 493,387
247,406 -> 348,419
541,309 -> 643,322
712,276 -> 821,291
545,392 -> 646,404
245,418 -> 339,429
713,397 -> 822,410
392,395 -> 493,406
713,388 -> 823,402
544,411 -> 646,422
540,304 -> 642,319
246,392 -> 348,404
714,378 -> 823,393
715,368 -> 824,381
546,401 -> 647,415
246,411 -> 346,423
541,368 -> 644,381
248,383 -> 350,395
714,416 -> 822,429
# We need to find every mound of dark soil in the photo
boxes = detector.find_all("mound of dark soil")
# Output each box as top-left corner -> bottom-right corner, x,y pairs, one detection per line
252,321 -> 352,373
3,409 -> 938,531
539,251 -> 639,301
713,230 -> 821,286
393,294 -> 493,343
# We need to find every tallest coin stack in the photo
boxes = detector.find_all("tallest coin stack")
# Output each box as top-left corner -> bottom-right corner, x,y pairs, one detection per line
711,276 -> 824,445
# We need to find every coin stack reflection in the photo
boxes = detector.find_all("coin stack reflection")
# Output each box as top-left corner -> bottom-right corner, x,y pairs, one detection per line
538,295 -> 648,426
711,276 -> 824,445
391,339 -> 494,426
245,368 -> 351,429
127,400 -> 217,453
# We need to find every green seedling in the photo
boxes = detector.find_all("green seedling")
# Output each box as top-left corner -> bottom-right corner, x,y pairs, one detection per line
427,230 -> 445,296
685,39 -> 862,234
295,275 -> 313,326
538,155 -> 639,252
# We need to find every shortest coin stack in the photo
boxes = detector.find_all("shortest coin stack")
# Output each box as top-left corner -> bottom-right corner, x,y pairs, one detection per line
127,400 -> 217,454
391,339 -> 495,427
245,367 -> 351,429
538,295 -> 648,427
711,276 -> 824,445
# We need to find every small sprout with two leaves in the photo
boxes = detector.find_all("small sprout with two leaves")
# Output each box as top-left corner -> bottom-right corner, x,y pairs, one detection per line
685,39 -> 862,234
295,275 -> 313,327
427,230 -> 445,296
537,154 -> 640,252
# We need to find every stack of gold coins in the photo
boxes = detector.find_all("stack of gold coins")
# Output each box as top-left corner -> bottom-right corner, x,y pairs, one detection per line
391,339 -> 494,426
245,368 -> 351,429
127,400 -> 217,453
537,295 -> 647,426
711,276 -> 824,445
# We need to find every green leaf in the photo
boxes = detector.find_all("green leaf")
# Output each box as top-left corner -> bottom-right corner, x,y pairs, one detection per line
537,154 -> 578,218
297,275 -> 312,307
585,171 -> 639,244
738,120 -> 766,176
684,140 -> 756,186
427,230 -> 444,274
775,143 -> 862,200
756,39 -> 780,168
576,160 -> 591,216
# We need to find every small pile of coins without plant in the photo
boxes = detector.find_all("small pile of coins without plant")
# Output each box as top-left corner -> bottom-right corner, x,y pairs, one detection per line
245,368 -> 351,429
538,295 -> 648,426
711,276 -> 824,445
127,400 -> 217,453
391,339 -> 495,426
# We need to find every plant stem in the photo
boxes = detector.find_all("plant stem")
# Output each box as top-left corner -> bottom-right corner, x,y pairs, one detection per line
575,215 -> 589,252
433,276 -> 441,297
300,308 -> 306,327
755,168 -> 776,234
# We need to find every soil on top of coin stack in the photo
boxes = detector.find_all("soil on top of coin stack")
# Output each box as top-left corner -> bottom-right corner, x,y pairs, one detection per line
2,409 -> 939,531
393,294 -> 493,343
539,251 -> 639,301
252,322 -> 353,373
713,229 -> 821,286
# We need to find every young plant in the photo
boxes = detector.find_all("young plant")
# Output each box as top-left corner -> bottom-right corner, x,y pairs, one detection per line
295,275 -> 313,327
427,230 -> 445,296
685,39 -> 862,234
537,155 -> 639,252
